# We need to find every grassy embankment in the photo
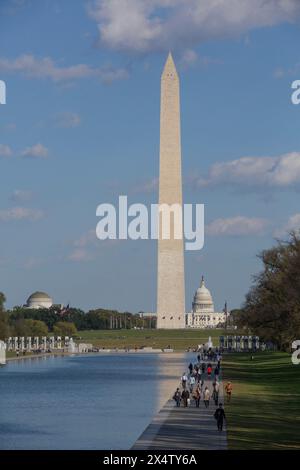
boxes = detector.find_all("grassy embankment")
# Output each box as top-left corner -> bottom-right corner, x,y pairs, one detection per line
222,351 -> 300,450
5,329 -> 224,357
6,351 -> 34,359
78,328 -> 224,350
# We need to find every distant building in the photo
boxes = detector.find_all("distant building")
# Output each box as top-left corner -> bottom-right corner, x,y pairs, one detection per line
186,277 -> 227,329
26,291 -> 53,309
138,312 -> 156,318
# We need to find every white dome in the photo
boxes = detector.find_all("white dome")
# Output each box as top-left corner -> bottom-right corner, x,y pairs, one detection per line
192,277 -> 214,313
195,284 -> 213,305
26,291 -> 53,309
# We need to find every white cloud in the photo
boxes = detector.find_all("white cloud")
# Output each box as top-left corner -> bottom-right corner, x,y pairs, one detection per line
3,123 -> 16,131
55,112 -> 81,128
0,144 -> 13,157
274,213 -> 300,238
11,189 -> 33,202
68,229 -> 96,262
195,152 -> 300,189
0,0 -> 29,16
274,62 -> 300,78
179,50 -> 223,69
206,216 -> 269,236
271,153 -> 300,186
24,257 -> 44,269
21,143 -> 48,159
180,49 -> 198,67
132,178 -> 158,194
0,207 -> 44,221
69,229 -> 119,261
74,229 -> 96,248
88,0 -> 300,54
68,248 -> 92,262
0,54 -> 129,83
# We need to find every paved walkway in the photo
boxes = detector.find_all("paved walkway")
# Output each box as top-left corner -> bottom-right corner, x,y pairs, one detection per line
132,362 -> 228,450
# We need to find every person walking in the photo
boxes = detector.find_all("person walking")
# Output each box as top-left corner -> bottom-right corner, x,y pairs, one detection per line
189,375 -> 196,393
173,388 -> 181,407
181,388 -> 190,408
199,377 -> 204,392
181,372 -> 188,389
203,387 -> 210,408
207,364 -> 212,379
225,382 -> 233,402
214,403 -> 226,431
197,354 -> 200,363
212,382 -> 219,406
201,362 -> 206,374
188,362 -> 193,374
213,379 -> 220,394
193,385 -> 201,408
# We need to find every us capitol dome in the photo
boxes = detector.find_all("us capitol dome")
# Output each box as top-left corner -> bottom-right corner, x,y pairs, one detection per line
26,291 -> 53,309
186,276 -> 227,329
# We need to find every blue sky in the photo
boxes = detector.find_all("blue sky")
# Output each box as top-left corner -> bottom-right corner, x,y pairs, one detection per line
0,0 -> 300,313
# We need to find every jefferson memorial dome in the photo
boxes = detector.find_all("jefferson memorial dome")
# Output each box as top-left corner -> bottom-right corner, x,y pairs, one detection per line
26,291 -> 53,309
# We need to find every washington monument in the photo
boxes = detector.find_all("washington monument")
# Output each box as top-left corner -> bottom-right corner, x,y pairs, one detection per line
156,53 -> 185,329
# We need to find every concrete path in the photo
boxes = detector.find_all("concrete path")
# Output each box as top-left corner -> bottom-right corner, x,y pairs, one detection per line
132,363 -> 228,450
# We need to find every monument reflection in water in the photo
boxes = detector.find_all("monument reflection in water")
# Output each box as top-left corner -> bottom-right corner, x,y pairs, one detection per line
0,353 -> 187,450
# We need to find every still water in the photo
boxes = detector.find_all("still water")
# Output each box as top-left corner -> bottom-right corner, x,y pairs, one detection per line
0,353 -> 187,450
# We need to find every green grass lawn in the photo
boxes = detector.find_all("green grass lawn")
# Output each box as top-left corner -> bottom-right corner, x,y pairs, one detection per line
6,351 -> 33,359
222,352 -> 300,449
77,328 -> 224,350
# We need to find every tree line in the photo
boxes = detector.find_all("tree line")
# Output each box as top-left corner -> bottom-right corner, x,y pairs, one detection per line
0,295 -> 156,340
235,232 -> 300,351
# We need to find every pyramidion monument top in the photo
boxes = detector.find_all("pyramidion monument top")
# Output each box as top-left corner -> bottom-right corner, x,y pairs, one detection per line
161,52 -> 179,81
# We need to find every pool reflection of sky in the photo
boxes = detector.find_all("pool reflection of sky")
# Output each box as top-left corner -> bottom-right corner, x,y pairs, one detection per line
0,353 -> 188,450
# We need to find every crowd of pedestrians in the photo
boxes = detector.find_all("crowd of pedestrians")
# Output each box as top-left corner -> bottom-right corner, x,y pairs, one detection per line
172,350 -> 232,432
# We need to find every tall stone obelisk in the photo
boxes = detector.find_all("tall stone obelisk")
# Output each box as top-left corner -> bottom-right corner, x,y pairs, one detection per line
156,53 -> 185,329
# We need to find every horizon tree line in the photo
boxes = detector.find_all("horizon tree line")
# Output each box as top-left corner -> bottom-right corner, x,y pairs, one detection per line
0,297 -> 156,340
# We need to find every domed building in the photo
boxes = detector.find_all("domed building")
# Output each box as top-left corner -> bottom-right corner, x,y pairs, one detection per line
192,276 -> 215,314
26,291 -> 53,310
186,277 -> 227,328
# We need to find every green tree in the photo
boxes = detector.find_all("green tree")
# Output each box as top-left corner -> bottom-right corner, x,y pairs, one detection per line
0,292 -> 6,312
53,321 -> 77,336
0,293 -> 10,340
239,232 -> 300,350
24,319 -> 48,337
10,318 -> 28,337
0,313 -> 10,340
61,308 -> 87,330
9,306 -> 61,330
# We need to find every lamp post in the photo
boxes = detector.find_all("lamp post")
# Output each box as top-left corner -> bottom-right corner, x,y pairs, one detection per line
224,301 -> 228,330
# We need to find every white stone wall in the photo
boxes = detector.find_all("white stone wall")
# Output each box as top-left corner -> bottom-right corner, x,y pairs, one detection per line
186,312 -> 226,329
0,340 -> 6,365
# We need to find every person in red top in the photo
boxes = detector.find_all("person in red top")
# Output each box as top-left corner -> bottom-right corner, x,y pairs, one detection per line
207,364 -> 212,378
